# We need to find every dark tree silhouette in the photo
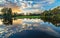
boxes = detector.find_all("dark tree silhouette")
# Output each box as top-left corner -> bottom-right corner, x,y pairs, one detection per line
1,8 -> 13,25
40,6 -> 60,26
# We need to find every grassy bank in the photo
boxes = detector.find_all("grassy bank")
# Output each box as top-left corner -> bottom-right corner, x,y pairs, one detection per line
16,16 -> 41,19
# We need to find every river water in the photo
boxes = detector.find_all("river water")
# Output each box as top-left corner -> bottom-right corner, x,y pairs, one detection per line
0,18 -> 60,38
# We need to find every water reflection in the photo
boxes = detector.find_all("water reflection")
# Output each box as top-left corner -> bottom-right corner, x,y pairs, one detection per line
0,19 -> 3,25
0,19 -> 60,38
13,19 -> 23,25
41,17 -> 60,27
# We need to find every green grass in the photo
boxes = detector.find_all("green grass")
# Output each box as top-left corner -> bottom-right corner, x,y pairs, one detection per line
16,16 -> 41,19
16,15 -> 60,19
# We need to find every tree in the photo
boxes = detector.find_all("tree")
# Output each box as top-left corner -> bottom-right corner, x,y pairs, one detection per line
1,8 -> 13,25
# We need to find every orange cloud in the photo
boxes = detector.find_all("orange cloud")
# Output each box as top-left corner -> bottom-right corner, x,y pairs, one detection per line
13,19 -> 23,25
0,7 -> 22,14
12,7 -> 22,14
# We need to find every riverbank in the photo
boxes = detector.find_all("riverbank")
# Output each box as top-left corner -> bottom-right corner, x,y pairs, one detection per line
16,16 -> 41,19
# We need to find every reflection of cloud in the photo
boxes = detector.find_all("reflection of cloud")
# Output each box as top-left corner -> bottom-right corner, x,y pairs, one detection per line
45,27 -> 60,37
22,20 -> 60,37
0,19 -> 60,37
13,19 -> 23,25
0,19 -> 3,25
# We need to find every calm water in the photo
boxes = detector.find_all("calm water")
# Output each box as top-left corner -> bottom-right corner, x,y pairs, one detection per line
0,18 -> 60,38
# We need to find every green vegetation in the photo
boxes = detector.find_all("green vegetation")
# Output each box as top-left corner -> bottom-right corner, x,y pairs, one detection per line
0,6 -> 60,26
16,16 -> 41,19
13,6 -> 60,26
1,8 -> 13,25
40,6 -> 60,26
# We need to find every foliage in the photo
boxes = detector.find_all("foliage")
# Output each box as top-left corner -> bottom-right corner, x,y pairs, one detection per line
1,8 -> 13,25
40,6 -> 60,26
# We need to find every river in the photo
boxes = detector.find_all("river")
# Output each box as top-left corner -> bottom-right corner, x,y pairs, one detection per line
0,18 -> 60,38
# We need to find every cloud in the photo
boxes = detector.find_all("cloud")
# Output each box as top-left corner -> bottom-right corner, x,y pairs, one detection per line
0,0 -> 56,13
20,0 -> 55,10
0,0 -> 55,8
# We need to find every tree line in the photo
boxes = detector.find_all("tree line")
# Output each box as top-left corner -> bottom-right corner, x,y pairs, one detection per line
40,6 -> 60,26
1,6 -> 60,26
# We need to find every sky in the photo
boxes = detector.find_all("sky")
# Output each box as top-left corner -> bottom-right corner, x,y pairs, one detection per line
0,0 -> 60,13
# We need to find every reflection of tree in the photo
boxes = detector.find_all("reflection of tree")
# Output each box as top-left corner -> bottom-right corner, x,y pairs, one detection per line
1,8 -> 13,25
13,13 -> 17,20
40,6 -> 60,27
